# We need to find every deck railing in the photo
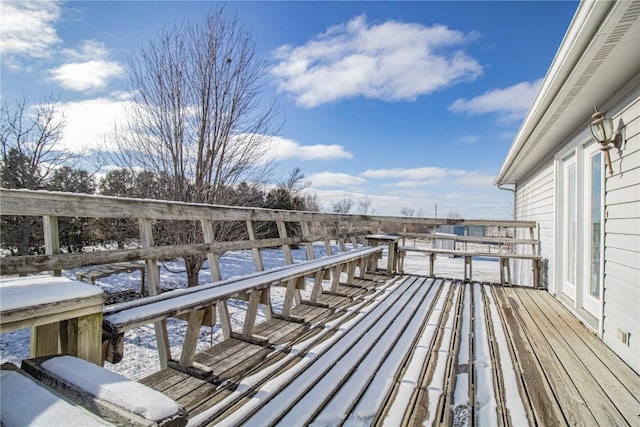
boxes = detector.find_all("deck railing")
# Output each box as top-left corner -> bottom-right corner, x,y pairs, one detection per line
0,188 -> 542,284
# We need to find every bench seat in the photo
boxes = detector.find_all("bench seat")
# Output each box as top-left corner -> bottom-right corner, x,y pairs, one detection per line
397,246 -> 542,286
0,362 -> 109,426
103,247 -> 382,365
21,355 -> 187,427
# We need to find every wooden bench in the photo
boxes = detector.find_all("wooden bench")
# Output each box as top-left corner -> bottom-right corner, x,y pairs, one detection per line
102,246 -> 383,369
0,276 -> 105,365
21,355 -> 187,427
397,246 -> 543,287
0,362 -> 109,426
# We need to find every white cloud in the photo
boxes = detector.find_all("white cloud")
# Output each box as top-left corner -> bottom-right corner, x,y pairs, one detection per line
268,136 -> 352,161
449,79 -> 542,122
307,171 -> 367,187
55,96 -> 131,153
361,167 -> 448,180
271,15 -> 482,108
0,1 -> 61,63
455,134 -> 479,144
47,40 -> 124,92
361,166 -> 493,188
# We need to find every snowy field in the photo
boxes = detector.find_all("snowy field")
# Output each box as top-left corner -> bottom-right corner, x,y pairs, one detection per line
0,241 -> 501,380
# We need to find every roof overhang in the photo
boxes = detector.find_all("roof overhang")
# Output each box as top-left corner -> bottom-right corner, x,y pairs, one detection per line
495,0 -> 640,186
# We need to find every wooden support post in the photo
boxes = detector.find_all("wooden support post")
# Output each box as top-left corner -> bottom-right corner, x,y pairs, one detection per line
358,256 -> 367,279
301,221 -> 315,261
139,218 -> 170,369
246,220 -> 264,272
43,215 -> 61,277
180,309 -> 206,367
336,221 -> 346,251
347,222 -> 358,248
321,222 -> 333,256
530,226 -> 540,288
310,270 -> 325,303
429,253 -> 435,277
330,264 -> 343,292
242,290 -> 262,338
277,220 -> 294,265
33,216 -> 62,358
464,255 -> 472,282
30,323 -> 59,359
397,251 -> 405,274
346,261 -> 357,285
217,300 -> 231,340
64,313 -> 103,366
246,220 -> 271,320
199,219 -> 220,326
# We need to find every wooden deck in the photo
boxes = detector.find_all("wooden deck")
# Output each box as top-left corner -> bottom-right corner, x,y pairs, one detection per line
138,273 -> 640,426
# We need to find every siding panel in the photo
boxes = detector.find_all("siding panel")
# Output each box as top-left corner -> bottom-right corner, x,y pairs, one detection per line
515,161 -> 555,287
603,94 -> 640,374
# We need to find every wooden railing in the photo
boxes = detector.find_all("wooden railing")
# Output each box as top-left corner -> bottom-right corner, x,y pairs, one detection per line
0,189 -> 544,368
0,188 -> 542,283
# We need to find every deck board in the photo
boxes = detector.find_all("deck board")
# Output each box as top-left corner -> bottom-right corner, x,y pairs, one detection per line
137,275 -> 639,426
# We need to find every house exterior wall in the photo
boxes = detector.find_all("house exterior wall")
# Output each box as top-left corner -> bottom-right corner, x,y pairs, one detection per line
514,162 -> 555,289
602,93 -> 640,373
513,88 -> 639,374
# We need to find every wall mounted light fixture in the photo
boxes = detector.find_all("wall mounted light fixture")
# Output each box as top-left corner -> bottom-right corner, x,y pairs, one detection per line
590,106 -> 622,175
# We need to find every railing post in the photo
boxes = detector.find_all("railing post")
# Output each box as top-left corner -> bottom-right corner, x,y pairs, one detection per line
300,221 -> 315,261
321,222 -> 333,256
246,220 -> 264,271
138,218 -> 170,369
277,220 -> 294,265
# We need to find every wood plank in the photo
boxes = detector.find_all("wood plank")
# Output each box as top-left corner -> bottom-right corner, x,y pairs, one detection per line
508,288 -> 606,425
503,287 -> 599,426
530,289 -> 640,421
491,286 -> 564,426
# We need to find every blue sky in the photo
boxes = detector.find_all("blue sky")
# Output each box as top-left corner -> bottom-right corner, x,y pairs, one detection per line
1,1 -> 579,218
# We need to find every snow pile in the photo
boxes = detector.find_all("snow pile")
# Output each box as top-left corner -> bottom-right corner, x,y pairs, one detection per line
0,369 -> 108,426
41,355 -> 182,421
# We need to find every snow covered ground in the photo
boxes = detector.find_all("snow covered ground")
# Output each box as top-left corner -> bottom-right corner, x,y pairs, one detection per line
0,241 -> 501,380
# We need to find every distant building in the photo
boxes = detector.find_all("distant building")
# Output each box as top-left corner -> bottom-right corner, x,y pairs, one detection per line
495,1 -> 639,373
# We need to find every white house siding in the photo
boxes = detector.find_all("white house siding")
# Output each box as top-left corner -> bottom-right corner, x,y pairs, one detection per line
602,95 -> 640,373
514,161 -> 555,288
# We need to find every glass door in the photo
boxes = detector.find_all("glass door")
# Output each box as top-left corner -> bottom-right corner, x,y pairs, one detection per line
562,156 -> 577,301
583,148 -> 603,317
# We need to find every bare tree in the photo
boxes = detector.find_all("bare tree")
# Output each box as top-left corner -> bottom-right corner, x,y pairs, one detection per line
400,206 -> 415,217
332,198 -> 353,214
108,7 -> 281,285
1,95 -> 76,190
357,196 -> 372,215
0,96 -> 79,256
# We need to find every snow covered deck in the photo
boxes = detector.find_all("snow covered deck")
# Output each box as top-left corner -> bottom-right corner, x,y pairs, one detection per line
138,273 -> 640,426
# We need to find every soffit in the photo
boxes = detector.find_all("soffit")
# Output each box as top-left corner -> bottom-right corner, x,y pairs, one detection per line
497,1 -> 640,185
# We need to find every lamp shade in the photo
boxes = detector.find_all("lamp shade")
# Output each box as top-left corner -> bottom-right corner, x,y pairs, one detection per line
590,108 -> 614,142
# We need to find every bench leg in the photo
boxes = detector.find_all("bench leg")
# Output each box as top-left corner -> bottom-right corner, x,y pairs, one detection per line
180,309 -> 205,367
30,323 -> 59,360
429,253 -> 435,277
397,251 -> 405,274
310,270 -> 325,303
217,300 -> 232,340
283,277 -> 304,317
464,256 -> 472,282
330,265 -> 343,293
242,290 -> 262,338
346,261 -> 357,285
